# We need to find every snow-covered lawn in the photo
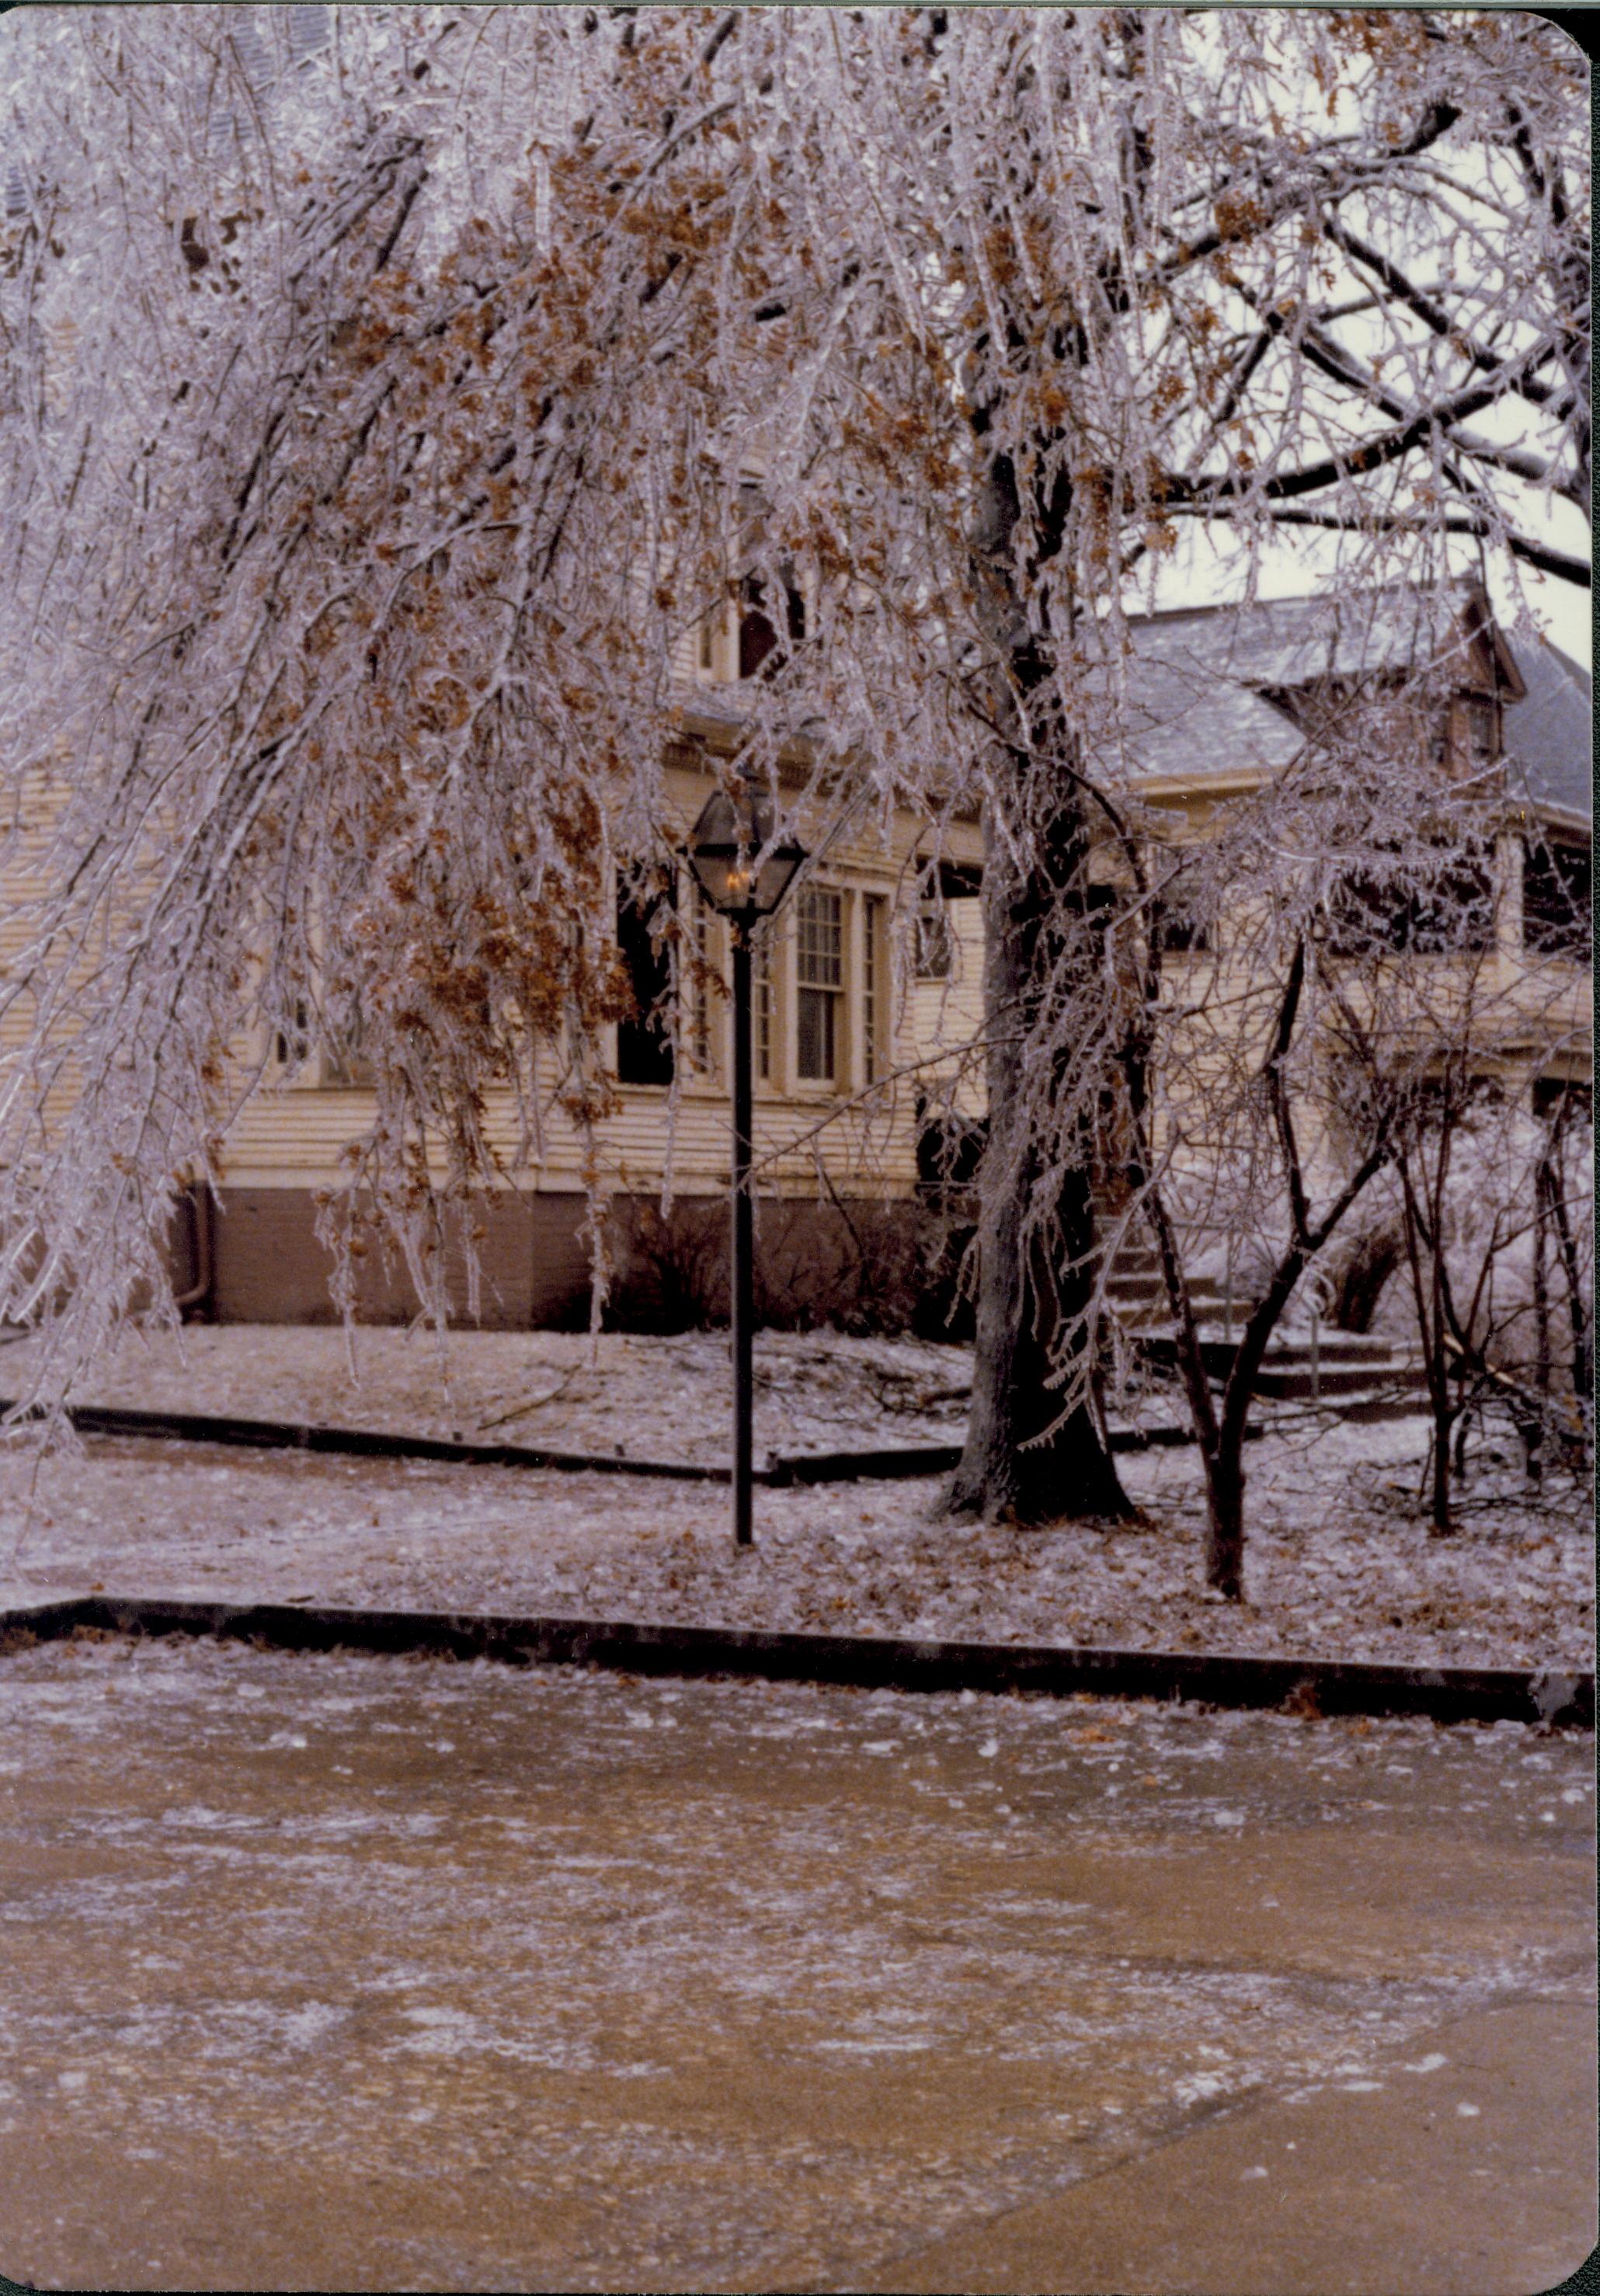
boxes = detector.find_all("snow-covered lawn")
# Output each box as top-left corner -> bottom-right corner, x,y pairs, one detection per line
0,1325 -> 1590,1672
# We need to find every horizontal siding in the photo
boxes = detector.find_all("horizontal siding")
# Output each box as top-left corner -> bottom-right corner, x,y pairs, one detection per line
221,1073 -> 930,1196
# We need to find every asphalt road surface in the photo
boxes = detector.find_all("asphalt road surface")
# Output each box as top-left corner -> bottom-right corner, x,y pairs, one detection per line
0,1632 -> 1591,2293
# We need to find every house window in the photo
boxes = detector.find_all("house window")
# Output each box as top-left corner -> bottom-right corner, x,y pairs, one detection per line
688,883 -> 717,1074
913,906 -> 955,980
273,998 -> 311,1070
321,987 -> 375,1086
1326,842 -> 1497,956
734,478 -> 805,680
1533,1076 -> 1592,1125
862,895 -> 887,1084
1466,697 -> 1499,768
270,971 -> 371,1086
1150,885 -> 1213,953
738,570 -> 805,679
795,885 -> 843,1084
615,874 -> 675,1087
1523,838 -> 1591,961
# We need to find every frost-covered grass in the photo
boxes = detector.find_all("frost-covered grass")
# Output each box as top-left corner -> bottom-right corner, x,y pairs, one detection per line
0,1325 -> 1590,1670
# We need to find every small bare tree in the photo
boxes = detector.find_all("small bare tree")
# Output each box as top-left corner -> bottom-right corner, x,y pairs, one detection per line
1534,1079 -> 1596,1435
1383,1065 -> 1593,1525
1094,614 -> 1581,1595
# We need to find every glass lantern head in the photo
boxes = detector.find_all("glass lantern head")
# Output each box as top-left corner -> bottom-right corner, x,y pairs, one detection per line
686,788 -> 806,918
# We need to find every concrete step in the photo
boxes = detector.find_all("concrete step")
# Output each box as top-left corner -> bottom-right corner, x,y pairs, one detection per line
1135,1330 -> 1419,1379
1329,1391 -> 1436,1425
1195,1327 -> 1419,1368
1107,1275 -> 1226,1307
1104,1244 -> 1428,1423
1252,1362 -> 1426,1400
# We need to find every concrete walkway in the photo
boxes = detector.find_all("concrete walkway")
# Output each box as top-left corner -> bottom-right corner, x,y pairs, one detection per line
871,1995 -> 1596,2296
0,1633 -> 1591,2293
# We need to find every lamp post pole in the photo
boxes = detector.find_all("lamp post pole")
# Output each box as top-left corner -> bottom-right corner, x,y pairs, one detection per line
730,920 -> 755,1547
684,782 -> 805,1553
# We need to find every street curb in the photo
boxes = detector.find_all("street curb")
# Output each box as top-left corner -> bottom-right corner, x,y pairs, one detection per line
0,1593 -> 1590,1727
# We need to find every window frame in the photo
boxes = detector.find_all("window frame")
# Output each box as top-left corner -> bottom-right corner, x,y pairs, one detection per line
793,881 -> 847,1090
861,892 -> 889,1086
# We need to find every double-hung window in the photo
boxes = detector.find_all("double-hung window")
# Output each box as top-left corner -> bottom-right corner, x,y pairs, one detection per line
795,885 -> 843,1084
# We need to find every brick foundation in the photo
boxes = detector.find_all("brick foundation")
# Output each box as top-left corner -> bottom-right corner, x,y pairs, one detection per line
185,1187 -> 953,1335
205,1189 -> 593,1329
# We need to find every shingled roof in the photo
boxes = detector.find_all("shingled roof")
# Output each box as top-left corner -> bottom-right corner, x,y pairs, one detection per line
1501,631 -> 1592,821
1105,582 -> 1589,823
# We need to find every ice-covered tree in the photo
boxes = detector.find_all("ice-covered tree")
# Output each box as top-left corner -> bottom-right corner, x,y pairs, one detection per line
1097,626 -> 1588,1589
1390,1064 -> 1591,1530
0,9 -> 1588,1557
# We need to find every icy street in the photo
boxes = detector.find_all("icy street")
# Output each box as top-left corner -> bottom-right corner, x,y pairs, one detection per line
0,1633 -> 1591,2294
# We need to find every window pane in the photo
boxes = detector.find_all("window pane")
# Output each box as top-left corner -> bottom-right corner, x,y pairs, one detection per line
755,932 -> 773,1083
796,985 -> 836,1081
862,895 -> 885,1083
913,910 -> 953,979
690,887 -> 715,1072
796,887 -> 843,986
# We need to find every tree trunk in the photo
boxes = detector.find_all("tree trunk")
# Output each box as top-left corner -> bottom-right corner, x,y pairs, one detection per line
1416,1315 -> 1456,1535
948,1147 -> 1132,1524
944,799 -> 1132,1526
1428,1402 -> 1455,1536
1203,1446 -> 1247,1602
1204,1249 -> 1310,1599
1532,1163 -> 1553,1405
944,445 -> 1132,1528
1543,1153 -> 1594,1414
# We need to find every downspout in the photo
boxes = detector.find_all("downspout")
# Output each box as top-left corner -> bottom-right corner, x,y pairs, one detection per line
173,1184 -> 214,1320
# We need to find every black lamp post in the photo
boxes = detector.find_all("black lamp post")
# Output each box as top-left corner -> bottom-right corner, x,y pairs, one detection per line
686,785 -> 806,1546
